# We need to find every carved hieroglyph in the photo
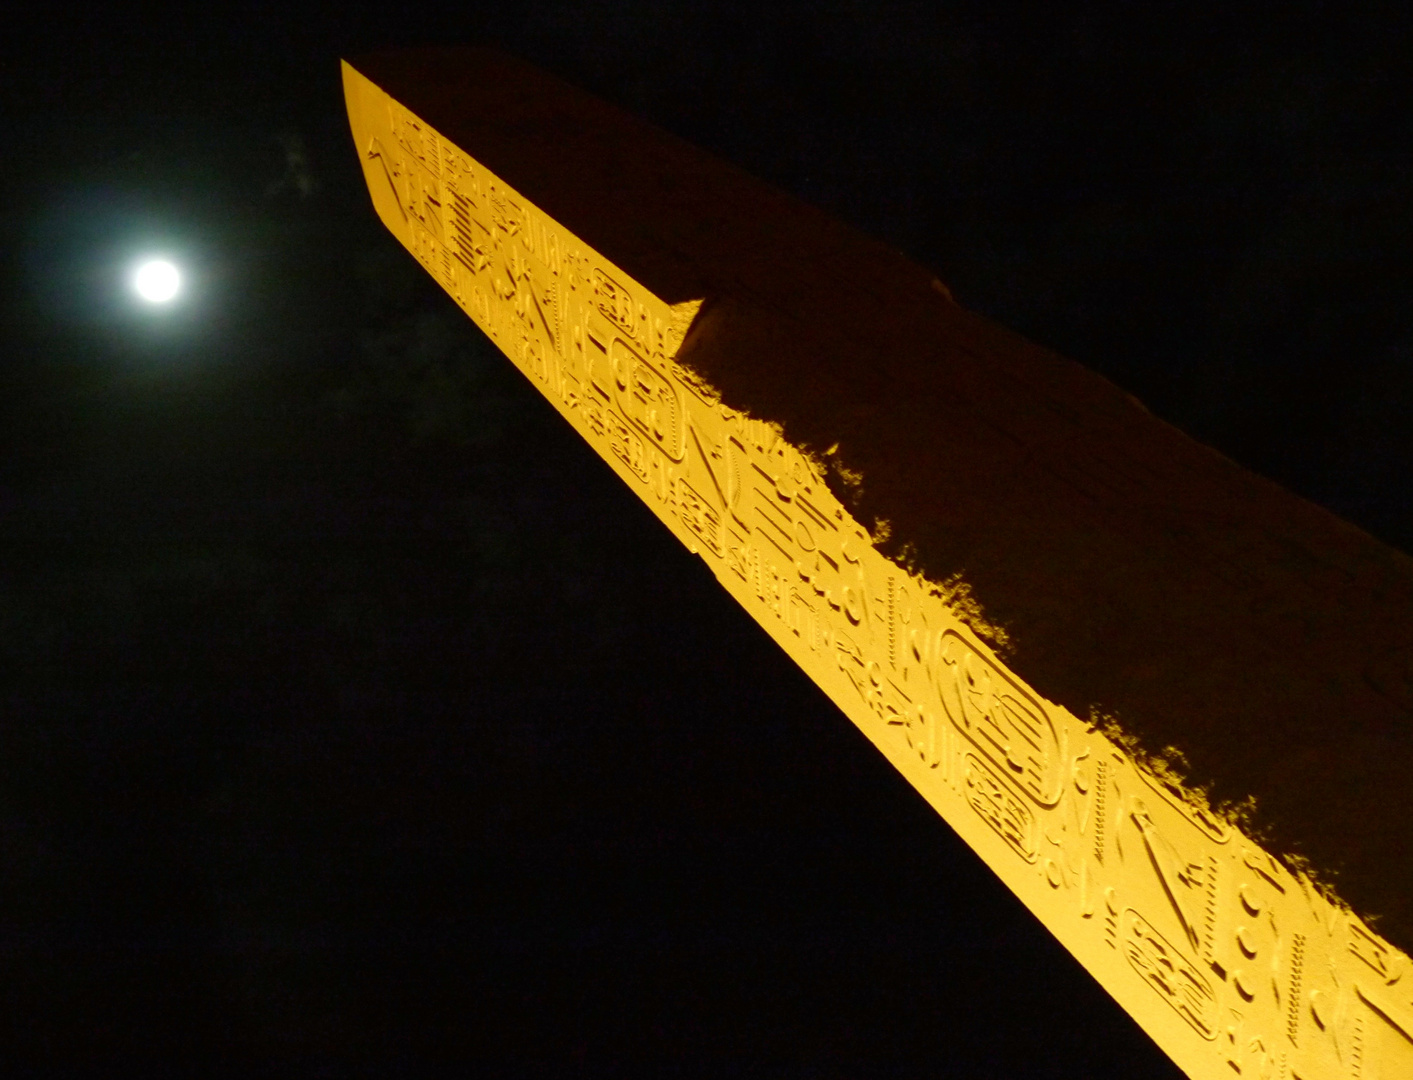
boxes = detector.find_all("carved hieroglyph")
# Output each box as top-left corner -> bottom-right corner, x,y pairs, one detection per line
343,59 -> 1413,1080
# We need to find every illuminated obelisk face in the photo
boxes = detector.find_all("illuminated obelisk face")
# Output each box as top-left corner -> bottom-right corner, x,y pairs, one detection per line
342,51 -> 1413,1080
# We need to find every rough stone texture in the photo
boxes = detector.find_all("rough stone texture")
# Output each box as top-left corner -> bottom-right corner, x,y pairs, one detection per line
350,46 -> 1413,956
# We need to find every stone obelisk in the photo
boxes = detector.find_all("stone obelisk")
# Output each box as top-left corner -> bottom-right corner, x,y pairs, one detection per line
344,46 -> 1413,1079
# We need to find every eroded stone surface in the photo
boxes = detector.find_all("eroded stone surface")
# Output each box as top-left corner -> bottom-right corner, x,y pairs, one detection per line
345,47 -> 1413,1078
348,45 -> 1413,954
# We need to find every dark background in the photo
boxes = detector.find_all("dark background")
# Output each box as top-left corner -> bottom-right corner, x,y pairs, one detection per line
2,2 -> 1410,1075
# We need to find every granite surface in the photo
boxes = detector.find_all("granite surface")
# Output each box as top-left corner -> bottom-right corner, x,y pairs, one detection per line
349,46 -> 1413,957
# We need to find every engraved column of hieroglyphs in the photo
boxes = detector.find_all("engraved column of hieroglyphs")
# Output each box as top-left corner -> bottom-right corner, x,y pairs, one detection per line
353,81 -> 1413,1079
382,104 -> 449,288
1338,909 -> 1413,1080
1120,771 -> 1228,1047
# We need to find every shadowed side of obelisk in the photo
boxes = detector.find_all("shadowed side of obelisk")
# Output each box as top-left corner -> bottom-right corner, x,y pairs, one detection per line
343,46 -> 1413,1080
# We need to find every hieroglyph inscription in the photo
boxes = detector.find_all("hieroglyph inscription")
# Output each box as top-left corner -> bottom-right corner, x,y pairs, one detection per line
344,60 -> 1413,1080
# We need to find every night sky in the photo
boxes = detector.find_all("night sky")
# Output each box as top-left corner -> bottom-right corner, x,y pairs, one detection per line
3,3 -> 1412,1076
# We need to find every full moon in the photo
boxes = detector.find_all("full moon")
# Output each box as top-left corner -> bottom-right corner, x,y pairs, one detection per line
132,259 -> 181,303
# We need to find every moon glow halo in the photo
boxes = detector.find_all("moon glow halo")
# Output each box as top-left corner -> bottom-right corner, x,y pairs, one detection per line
132,259 -> 181,303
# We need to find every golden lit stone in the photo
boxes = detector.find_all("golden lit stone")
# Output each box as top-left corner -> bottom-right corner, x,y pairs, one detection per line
343,48 -> 1413,1079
